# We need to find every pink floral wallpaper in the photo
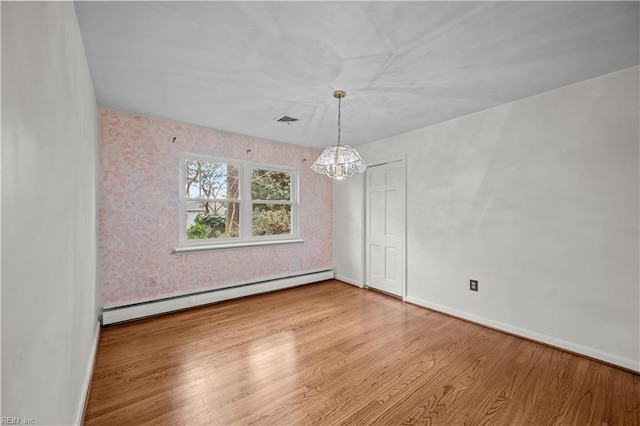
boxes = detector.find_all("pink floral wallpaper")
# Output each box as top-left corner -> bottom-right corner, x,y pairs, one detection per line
99,108 -> 332,306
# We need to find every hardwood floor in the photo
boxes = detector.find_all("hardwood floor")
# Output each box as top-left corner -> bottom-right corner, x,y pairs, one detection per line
85,280 -> 639,425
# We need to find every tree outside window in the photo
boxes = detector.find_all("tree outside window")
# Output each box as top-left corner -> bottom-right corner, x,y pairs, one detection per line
185,160 -> 240,239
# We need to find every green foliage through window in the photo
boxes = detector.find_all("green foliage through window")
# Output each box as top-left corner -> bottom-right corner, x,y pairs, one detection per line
251,169 -> 291,201
187,210 -> 240,240
251,169 -> 292,236
252,205 -> 291,236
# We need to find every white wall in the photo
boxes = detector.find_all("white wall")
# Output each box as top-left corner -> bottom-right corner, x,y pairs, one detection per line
2,2 -> 99,424
333,172 -> 365,287
334,66 -> 640,371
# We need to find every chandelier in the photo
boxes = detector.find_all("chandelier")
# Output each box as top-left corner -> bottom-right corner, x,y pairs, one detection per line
311,90 -> 367,180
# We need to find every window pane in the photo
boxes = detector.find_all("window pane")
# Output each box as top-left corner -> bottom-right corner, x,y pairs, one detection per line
251,169 -> 291,201
252,204 -> 291,236
186,160 -> 240,199
186,201 -> 240,239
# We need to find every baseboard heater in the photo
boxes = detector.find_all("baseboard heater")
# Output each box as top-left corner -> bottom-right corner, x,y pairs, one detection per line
102,269 -> 334,325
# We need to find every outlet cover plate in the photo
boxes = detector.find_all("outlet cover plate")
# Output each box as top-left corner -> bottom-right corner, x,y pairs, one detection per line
470,280 -> 478,291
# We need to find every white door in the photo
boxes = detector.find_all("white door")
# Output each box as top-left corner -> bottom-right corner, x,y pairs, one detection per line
365,160 -> 405,298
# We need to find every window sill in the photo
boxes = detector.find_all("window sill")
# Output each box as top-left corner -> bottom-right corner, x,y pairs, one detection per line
174,238 -> 304,254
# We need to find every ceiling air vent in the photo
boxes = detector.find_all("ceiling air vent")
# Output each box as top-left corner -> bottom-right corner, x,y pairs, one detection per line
273,114 -> 300,125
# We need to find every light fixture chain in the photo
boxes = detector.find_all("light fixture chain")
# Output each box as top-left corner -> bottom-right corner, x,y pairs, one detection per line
337,95 -> 341,146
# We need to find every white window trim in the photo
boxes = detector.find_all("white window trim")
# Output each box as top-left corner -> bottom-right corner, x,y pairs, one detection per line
176,153 -> 302,253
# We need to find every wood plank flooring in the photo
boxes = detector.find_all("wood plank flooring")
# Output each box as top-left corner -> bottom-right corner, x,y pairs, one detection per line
85,280 -> 639,425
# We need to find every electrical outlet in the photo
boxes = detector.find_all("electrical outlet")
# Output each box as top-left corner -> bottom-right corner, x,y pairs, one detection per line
149,276 -> 158,288
470,279 -> 478,292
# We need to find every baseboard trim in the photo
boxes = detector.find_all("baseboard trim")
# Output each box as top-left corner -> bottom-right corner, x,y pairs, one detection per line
405,296 -> 640,374
334,275 -> 363,288
74,321 -> 100,426
102,270 -> 334,325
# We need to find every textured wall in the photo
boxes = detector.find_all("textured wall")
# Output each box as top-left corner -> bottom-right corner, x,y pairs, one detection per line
99,109 -> 332,306
334,66 -> 640,371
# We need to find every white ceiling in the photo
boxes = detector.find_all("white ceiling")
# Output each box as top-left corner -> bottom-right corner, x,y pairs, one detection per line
75,1 -> 639,149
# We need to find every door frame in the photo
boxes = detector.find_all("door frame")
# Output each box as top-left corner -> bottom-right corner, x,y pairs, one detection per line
364,156 -> 407,301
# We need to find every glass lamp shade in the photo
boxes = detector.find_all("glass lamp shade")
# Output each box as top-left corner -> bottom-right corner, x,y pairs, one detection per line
311,145 -> 367,180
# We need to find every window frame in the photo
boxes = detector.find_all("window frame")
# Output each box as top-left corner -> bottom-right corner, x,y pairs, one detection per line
177,153 -> 301,253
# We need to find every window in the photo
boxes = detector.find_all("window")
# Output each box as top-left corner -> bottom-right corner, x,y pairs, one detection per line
178,154 -> 300,252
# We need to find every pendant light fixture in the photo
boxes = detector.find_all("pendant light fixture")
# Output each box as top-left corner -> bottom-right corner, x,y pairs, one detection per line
311,90 -> 367,180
